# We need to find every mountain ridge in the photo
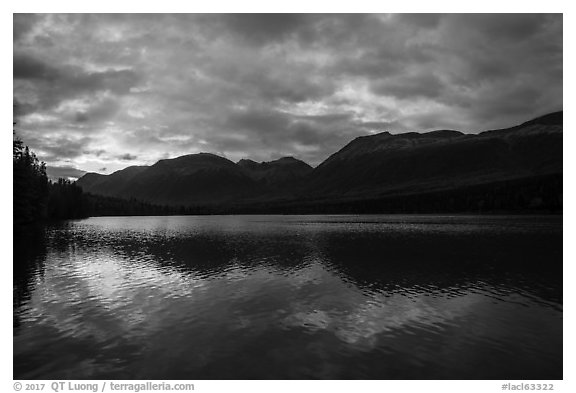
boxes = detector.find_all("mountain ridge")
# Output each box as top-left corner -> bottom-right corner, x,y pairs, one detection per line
76,111 -> 562,212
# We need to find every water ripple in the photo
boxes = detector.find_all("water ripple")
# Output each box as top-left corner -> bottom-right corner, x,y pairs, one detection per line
14,215 -> 562,379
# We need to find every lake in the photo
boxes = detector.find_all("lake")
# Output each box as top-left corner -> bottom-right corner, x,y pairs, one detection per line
13,215 -> 562,379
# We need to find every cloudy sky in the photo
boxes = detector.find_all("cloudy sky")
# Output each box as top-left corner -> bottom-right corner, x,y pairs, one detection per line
13,14 -> 562,179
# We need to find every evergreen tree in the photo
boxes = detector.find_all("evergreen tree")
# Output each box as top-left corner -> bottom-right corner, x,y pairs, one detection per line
13,127 -> 49,226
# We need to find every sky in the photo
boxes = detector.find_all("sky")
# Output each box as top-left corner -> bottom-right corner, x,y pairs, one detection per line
13,13 -> 563,179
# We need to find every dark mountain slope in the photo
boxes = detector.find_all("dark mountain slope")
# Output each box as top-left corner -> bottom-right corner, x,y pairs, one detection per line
78,153 -> 261,206
301,112 -> 562,200
77,166 -> 148,197
238,156 -> 313,187
75,172 -> 106,191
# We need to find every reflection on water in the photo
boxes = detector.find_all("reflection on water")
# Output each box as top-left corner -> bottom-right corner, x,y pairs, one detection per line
14,215 -> 562,379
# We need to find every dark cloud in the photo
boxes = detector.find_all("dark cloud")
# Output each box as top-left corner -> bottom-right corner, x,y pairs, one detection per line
118,153 -> 138,161
221,14 -> 310,44
13,98 -> 36,117
225,109 -> 290,135
47,68 -> 140,98
13,54 -> 140,92
14,53 -> 141,117
13,14 -> 562,171
337,52 -> 406,79
251,72 -> 333,104
449,14 -> 548,42
223,108 -> 351,146
295,113 -> 353,124
372,72 -> 446,99
395,14 -> 444,29
14,54 -> 61,80
290,122 -> 327,146
24,134 -> 93,162
73,98 -> 121,124
13,14 -> 40,42
464,83 -> 550,127
83,149 -> 106,157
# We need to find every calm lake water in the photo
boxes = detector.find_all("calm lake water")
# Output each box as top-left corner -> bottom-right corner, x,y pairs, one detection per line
14,215 -> 562,379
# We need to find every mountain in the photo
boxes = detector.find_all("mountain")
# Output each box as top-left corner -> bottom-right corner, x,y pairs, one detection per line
76,111 -> 562,212
78,153 -> 260,206
238,156 -> 313,187
299,112 -> 562,202
77,166 -> 148,197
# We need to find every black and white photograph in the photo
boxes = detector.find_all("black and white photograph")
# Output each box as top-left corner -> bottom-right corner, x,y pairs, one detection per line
12,10 -> 564,384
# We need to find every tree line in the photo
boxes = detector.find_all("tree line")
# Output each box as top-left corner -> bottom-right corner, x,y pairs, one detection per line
13,130 -> 48,226
14,130 -> 192,229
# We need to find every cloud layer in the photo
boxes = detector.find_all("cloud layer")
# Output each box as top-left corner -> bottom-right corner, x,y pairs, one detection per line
13,14 -> 562,177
